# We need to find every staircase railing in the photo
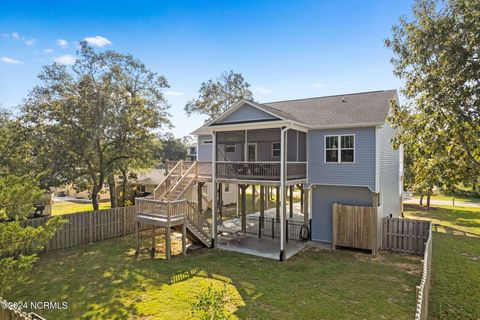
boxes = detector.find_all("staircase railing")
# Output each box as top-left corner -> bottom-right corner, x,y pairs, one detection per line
153,160 -> 183,199
186,200 -> 211,241
166,161 -> 198,200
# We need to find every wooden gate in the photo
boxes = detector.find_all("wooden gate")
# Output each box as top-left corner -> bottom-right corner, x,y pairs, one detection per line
332,203 -> 383,254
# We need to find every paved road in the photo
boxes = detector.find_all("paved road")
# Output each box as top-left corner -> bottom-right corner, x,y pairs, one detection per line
403,197 -> 480,208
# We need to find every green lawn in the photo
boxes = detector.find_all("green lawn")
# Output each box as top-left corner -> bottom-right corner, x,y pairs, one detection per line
404,203 -> 480,319
52,201 -> 111,215
429,233 -> 480,319
5,234 -> 420,319
404,204 -> 480,236
415,195 -> 480,204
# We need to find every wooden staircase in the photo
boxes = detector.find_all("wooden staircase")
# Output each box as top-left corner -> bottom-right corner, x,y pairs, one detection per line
154,161 -> 212,247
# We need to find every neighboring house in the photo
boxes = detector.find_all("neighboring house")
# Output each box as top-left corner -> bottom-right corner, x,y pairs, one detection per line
192,90 -> 402,258
54,169 -> 166,200
130,168 -> 166,196
186,144 -> 197,161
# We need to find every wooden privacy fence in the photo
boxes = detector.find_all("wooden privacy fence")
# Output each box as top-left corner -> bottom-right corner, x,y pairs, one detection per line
0,297 -> 33,320
332,203 -> 383,255
415,222 -> 432,320
17,206 -> 151,252
382,218 -> 431,255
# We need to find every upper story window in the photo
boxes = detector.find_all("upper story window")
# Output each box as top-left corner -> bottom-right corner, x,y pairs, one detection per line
202,140 -> 212,145
272,142 -> 281,159
188,147 -> 197,154
325,135 -> 355,163
225,144 -> 236,153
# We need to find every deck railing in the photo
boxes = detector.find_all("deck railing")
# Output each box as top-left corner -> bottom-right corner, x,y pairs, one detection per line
198,161 -> 212,177
136,198 -> 189,220
215,161 -> 306,181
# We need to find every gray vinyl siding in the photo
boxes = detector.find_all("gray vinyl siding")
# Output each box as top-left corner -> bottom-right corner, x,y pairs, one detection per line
311,185 -> 373,242
218,103 -> 279,124
307,127 -> 376,191
378,122 -> 401,217
198,135 -> 213,161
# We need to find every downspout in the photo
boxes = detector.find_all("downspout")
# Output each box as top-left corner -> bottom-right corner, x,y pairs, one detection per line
211,131 -> 217,247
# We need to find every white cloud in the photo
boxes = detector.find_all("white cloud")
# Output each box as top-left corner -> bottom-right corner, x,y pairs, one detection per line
5,32 -> 35,46
165,91 -> 184,97
55,54 -> 76,65
1,56 -> 23,65
251,85 -> 272,95
43,48 -> 54,54
56,39 -> 68,48
312,82 -> 327,88
84,36 -> 112,47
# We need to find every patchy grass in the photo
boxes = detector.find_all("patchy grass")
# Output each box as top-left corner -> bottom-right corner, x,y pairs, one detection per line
52,201 -> 111,215
430,233 -> 480,319
404,204 -> 480,236
5,233 -> 420,320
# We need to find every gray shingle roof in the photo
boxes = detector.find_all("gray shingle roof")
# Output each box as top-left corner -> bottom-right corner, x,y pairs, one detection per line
261,89 -> 397,127
194,89 -> 398,134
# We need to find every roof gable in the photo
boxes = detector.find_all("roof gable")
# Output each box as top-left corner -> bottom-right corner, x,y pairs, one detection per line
212,101 -> 281,125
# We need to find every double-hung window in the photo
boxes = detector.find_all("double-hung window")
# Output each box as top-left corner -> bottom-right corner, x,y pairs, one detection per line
325,135 -> 355,163
271,142 -> 281,159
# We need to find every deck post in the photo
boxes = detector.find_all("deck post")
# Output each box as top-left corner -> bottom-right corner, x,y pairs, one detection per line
275,186 -> 280,220
197,182 -> 204,214
135,221 -> 139,257
300,184 -> 304,213
182,221 -> 187,256
303,186 -> 309,226
240,185 -> 247,233
289,185 -> 294,218
260,185 -> 265,229
218,182 -> 223,218
252,185 -> 256,211
280,127 -> 289,261
151,225 -> 156,258
165,227 -> 171,260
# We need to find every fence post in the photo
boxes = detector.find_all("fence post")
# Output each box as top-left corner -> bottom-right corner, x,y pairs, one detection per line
258,217 -> 262,238
89,211 -> 93,243
123,207 -> 127,236
271,218 -> 275,239
286,220 -> 289,243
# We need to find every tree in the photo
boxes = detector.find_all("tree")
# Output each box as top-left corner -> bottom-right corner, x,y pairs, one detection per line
386,0 -> 480,200
184,70 -> 253,120
21,42 -> 171,210
154,133 -> 188,163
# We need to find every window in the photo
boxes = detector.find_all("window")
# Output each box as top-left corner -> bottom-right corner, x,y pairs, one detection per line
272,142 -> 281,159
202,140 -> 212,145
138,186 -> 146,193
224,183 -> 230,193
340,135 -> 354,162
325,135 -> 355,163
189,147 -> 197,154
225,144 -> 236,153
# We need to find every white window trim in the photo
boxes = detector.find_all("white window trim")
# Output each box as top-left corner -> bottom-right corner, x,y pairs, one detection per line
202,140 -> 213,145
324,134 -> 355,164
271,142 -> 281,159
225,144 -> 236,153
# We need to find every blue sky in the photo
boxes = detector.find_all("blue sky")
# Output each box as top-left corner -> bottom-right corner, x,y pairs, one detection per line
0,0 -> 413,137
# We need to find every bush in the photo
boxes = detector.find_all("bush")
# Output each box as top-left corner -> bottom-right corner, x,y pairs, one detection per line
190,284 -> 231,320
0,217 -> 66,296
